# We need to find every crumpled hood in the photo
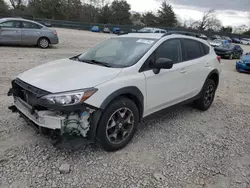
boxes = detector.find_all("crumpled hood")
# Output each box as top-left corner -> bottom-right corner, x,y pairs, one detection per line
17,59 -> 122,93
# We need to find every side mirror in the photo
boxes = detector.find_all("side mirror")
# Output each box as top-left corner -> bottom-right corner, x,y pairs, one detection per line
154,58 -> 173,69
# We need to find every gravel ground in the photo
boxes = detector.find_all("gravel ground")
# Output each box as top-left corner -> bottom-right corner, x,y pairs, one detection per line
0,28 -> 250,188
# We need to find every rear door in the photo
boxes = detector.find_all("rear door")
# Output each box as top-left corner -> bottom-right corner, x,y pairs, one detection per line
181,39 -> 212,97
21,21 -> 42,45
0,20 -> 22,44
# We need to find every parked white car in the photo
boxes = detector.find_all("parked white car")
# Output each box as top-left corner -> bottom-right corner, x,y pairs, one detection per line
138,27 -> 167,33
240,38 -> 250,45
209,39 -> 223,47
8,33 -> 222,151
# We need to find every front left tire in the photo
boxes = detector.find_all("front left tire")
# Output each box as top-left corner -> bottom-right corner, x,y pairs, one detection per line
96,97 -> 139,152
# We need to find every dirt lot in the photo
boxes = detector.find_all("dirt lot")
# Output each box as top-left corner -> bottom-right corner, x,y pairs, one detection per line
0,28 -> 250,188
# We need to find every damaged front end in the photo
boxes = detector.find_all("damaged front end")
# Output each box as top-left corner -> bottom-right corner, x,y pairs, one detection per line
8,79 -> 101,146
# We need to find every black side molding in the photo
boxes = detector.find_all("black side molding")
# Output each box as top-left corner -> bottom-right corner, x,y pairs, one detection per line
100,86 -> 144,110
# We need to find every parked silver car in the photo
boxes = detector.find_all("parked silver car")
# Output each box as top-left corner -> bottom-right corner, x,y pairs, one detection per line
0,18 -> 59,48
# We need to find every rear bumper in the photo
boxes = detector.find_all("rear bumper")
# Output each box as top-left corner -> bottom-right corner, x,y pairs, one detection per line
50,36 -> 59,44
236,62 -> 250,73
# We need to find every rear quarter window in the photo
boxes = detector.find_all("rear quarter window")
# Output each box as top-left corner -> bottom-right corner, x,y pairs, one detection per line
182,39 -> 204,61
22,21 -> 42,29
201,43 -> 210,55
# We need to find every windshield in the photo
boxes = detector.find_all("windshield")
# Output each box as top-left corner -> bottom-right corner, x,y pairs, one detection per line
219,43 -> 234,49
78,37 -> 156,68
213,39 -> 222,43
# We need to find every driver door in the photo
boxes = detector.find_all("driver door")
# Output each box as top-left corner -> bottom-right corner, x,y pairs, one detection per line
142,39 -> 188,115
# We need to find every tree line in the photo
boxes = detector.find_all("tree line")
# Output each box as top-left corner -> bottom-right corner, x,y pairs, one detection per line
0,0 -> 177,26
0,0 -> 249,34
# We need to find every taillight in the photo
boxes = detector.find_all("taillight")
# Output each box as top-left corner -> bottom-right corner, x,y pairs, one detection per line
217,56 -> 221,63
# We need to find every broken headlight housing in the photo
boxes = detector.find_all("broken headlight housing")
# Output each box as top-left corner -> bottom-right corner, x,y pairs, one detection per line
37,88 -> 97,107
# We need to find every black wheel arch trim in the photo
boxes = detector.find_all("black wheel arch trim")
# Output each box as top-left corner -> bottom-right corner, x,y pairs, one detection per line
203,69 -> 220,90
88,86 -> 144,142
100,86 -> 144,119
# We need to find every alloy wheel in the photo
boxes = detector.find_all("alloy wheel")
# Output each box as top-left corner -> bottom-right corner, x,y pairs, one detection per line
40,39 -> 49,48
204,85 -> 214,106
106,107 -> 134,145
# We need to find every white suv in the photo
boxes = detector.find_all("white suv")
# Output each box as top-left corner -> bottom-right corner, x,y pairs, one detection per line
8,33 -> 221,151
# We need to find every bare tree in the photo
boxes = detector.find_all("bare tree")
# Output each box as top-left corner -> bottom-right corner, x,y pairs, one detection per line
197,9 -> 222,31
233,25 -> 248,34
87,0 -> 109,7
181,19 -> 199,29
9,0 -> 23,9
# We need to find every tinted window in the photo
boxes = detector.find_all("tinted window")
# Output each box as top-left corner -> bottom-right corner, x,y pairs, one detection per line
235,45 -> 241,50
160,30 -> 166,33
156,39 -> 182,63
219,44 -> 234,49
202,43 -> 210,55
0,21 -> 21,28
155,30 -> 160,33
182,39 -> 203,61
22,21 -> 42,29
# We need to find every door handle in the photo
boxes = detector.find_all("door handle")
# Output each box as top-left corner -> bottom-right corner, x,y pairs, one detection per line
205,63 -> 210,67
180,69 -> 187,73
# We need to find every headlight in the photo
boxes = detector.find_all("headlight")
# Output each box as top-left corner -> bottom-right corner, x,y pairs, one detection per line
238,60 -> 244,64
38,88 -> 97,107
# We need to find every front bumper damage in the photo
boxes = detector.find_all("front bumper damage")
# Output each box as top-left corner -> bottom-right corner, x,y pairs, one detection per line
14,97 -> 65,130
8,79 -> 102,148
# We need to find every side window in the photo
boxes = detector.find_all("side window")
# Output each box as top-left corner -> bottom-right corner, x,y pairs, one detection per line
156,39 -> 182,63
22,21 -> 42,29
155,30 -> 160,33
182,39 -> 203,61
160,30 -> 166,33
0,21 -> 21,28
235,45 -> 241,50
201,43 -> 209,55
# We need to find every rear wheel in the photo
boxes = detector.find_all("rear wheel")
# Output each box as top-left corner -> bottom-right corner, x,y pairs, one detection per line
194,79 -> 216,111
96,97 -> 139,151
38,37 -> 49,49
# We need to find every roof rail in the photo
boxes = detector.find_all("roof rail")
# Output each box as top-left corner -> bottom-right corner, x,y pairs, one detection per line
162,31 -> 200,38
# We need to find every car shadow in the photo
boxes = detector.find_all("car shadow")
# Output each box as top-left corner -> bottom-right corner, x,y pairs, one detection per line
52,103 -> 198,153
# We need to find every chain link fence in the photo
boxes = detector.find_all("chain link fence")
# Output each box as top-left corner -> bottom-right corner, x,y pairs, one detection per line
0,14 -> 249,39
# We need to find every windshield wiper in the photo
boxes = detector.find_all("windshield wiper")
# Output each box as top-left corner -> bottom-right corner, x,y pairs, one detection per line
78,58 -> 112,67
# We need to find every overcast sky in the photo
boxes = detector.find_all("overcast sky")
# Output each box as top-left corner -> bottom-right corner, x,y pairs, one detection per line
127,0 -> 250,27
